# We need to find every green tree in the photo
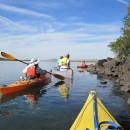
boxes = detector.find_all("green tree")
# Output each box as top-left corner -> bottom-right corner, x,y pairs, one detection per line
108,5 -> 130,60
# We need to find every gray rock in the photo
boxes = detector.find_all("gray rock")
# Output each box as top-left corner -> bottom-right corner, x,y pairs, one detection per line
88,64 -> 96,71
96,59 -> 107,66
120,85 -> 130,92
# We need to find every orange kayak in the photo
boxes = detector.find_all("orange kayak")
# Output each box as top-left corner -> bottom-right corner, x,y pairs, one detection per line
77,65 -> 88,68
0,72 -> 51,96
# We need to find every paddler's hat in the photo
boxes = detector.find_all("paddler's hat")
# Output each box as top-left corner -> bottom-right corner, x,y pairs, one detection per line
30,58 -> 40,65
64,53 -> 70,57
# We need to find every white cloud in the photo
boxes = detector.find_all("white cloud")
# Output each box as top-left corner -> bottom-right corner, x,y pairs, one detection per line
0,2 -> 123,60
0,24 -> 120,60
0,3 -> 53,19
117,0 -> 129,5
0,16 -> 39,34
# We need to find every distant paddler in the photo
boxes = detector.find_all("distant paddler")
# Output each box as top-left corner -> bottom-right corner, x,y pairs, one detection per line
57,56 -> 63,68
59,53 -> 71,71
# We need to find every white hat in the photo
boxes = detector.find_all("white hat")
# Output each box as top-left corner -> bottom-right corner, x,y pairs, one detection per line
30,58 -> 40,65
64,53 -> 70,57
23,58 -> 40,73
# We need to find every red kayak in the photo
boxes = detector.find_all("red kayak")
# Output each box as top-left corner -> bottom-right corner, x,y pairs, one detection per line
77,65 -> 88,68
0,70 -> 52,95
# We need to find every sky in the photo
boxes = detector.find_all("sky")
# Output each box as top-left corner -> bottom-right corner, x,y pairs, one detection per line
0,0 -> 130,60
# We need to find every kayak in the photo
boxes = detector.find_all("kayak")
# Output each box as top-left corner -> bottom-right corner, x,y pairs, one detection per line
54,69 -> 73,79
77,65 -> 88,68
0,70 -> 52,96
70,90 -> 123,130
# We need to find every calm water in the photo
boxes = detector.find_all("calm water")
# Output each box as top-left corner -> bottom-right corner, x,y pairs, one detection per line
0,61 -> 130,130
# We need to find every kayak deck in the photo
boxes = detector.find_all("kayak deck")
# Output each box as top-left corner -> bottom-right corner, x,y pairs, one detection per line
54,69 -> 73,79
0,73 -> 51,95
70,90 -> 123,130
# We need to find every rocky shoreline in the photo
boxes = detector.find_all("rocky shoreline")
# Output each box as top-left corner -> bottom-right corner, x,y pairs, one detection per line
88,56 -> 130,105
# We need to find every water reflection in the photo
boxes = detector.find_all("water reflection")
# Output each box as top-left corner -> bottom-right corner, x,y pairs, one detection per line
77,68 -> 87,73
59,85 -> 69,99
59,78 -> 73,100
23,80 -> 67,106
23,81 -> 65,106
24,94 -> 36,105
46,79 -> 73,100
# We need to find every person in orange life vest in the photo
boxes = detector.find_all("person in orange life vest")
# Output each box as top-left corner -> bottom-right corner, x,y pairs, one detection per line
22,58 -> 47,79
82,61 -> 86,66
60,53 -> 70,71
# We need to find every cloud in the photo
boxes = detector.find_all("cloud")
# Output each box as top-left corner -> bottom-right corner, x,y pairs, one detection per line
0,20 -> 121,60
0,1 -> 123,60
117,0 -> 129,5
0,3 -> 53,19
0,16 -> 40,34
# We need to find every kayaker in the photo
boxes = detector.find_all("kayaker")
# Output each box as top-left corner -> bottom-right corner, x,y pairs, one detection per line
22,58 -> 47,79
82,61 -> 86,66
59,53 -> 70,71
57,56 -> 63,68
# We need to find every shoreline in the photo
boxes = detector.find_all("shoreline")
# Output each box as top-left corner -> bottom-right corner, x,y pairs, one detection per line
0,59 -> 98,62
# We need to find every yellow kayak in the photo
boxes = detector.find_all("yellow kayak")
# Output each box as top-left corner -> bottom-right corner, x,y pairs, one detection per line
70,90 -> 123,130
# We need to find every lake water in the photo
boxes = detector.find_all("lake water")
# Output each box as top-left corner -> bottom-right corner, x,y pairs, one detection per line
0,61 -> 130,130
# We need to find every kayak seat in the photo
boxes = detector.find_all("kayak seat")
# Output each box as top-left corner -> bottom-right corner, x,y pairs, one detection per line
99,121 -> 122,130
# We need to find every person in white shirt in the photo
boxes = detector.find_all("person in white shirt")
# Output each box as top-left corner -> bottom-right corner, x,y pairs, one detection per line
59,53 -> 70,71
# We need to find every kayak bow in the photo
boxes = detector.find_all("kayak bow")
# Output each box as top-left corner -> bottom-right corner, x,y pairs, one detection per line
70,90 -> 123,130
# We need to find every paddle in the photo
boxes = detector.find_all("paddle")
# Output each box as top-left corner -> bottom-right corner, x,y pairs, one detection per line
1,52 -> 65,80
53,80 -> 65,86
47,72 -> 65,80
1,52 -> 28,65
44,80 -> 65,90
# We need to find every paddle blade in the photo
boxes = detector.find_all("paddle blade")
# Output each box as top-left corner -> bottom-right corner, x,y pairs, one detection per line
1,52 -> 16,60
53,74 -> 65,80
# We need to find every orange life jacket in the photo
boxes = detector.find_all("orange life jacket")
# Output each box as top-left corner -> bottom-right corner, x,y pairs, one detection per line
26,66 -> 36,77
82,62 -> 86,66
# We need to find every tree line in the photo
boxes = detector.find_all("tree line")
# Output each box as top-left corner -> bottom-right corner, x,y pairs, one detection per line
108,5 -> 130,60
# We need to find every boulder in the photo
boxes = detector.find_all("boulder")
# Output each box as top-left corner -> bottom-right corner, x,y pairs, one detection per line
88,64 -> 96,71
96,59 -> 107,66
89,70 -> 97,74
95,65 -> 105,74
119,80 -> 130,86
122,61 -> 130,71
103,59 -> 118,69
111,66 -> 119,72
106,57 -> 114,61
120,85 -> 130,92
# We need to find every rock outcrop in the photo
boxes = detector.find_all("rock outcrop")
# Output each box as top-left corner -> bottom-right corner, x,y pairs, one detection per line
88,56 -> 130,105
